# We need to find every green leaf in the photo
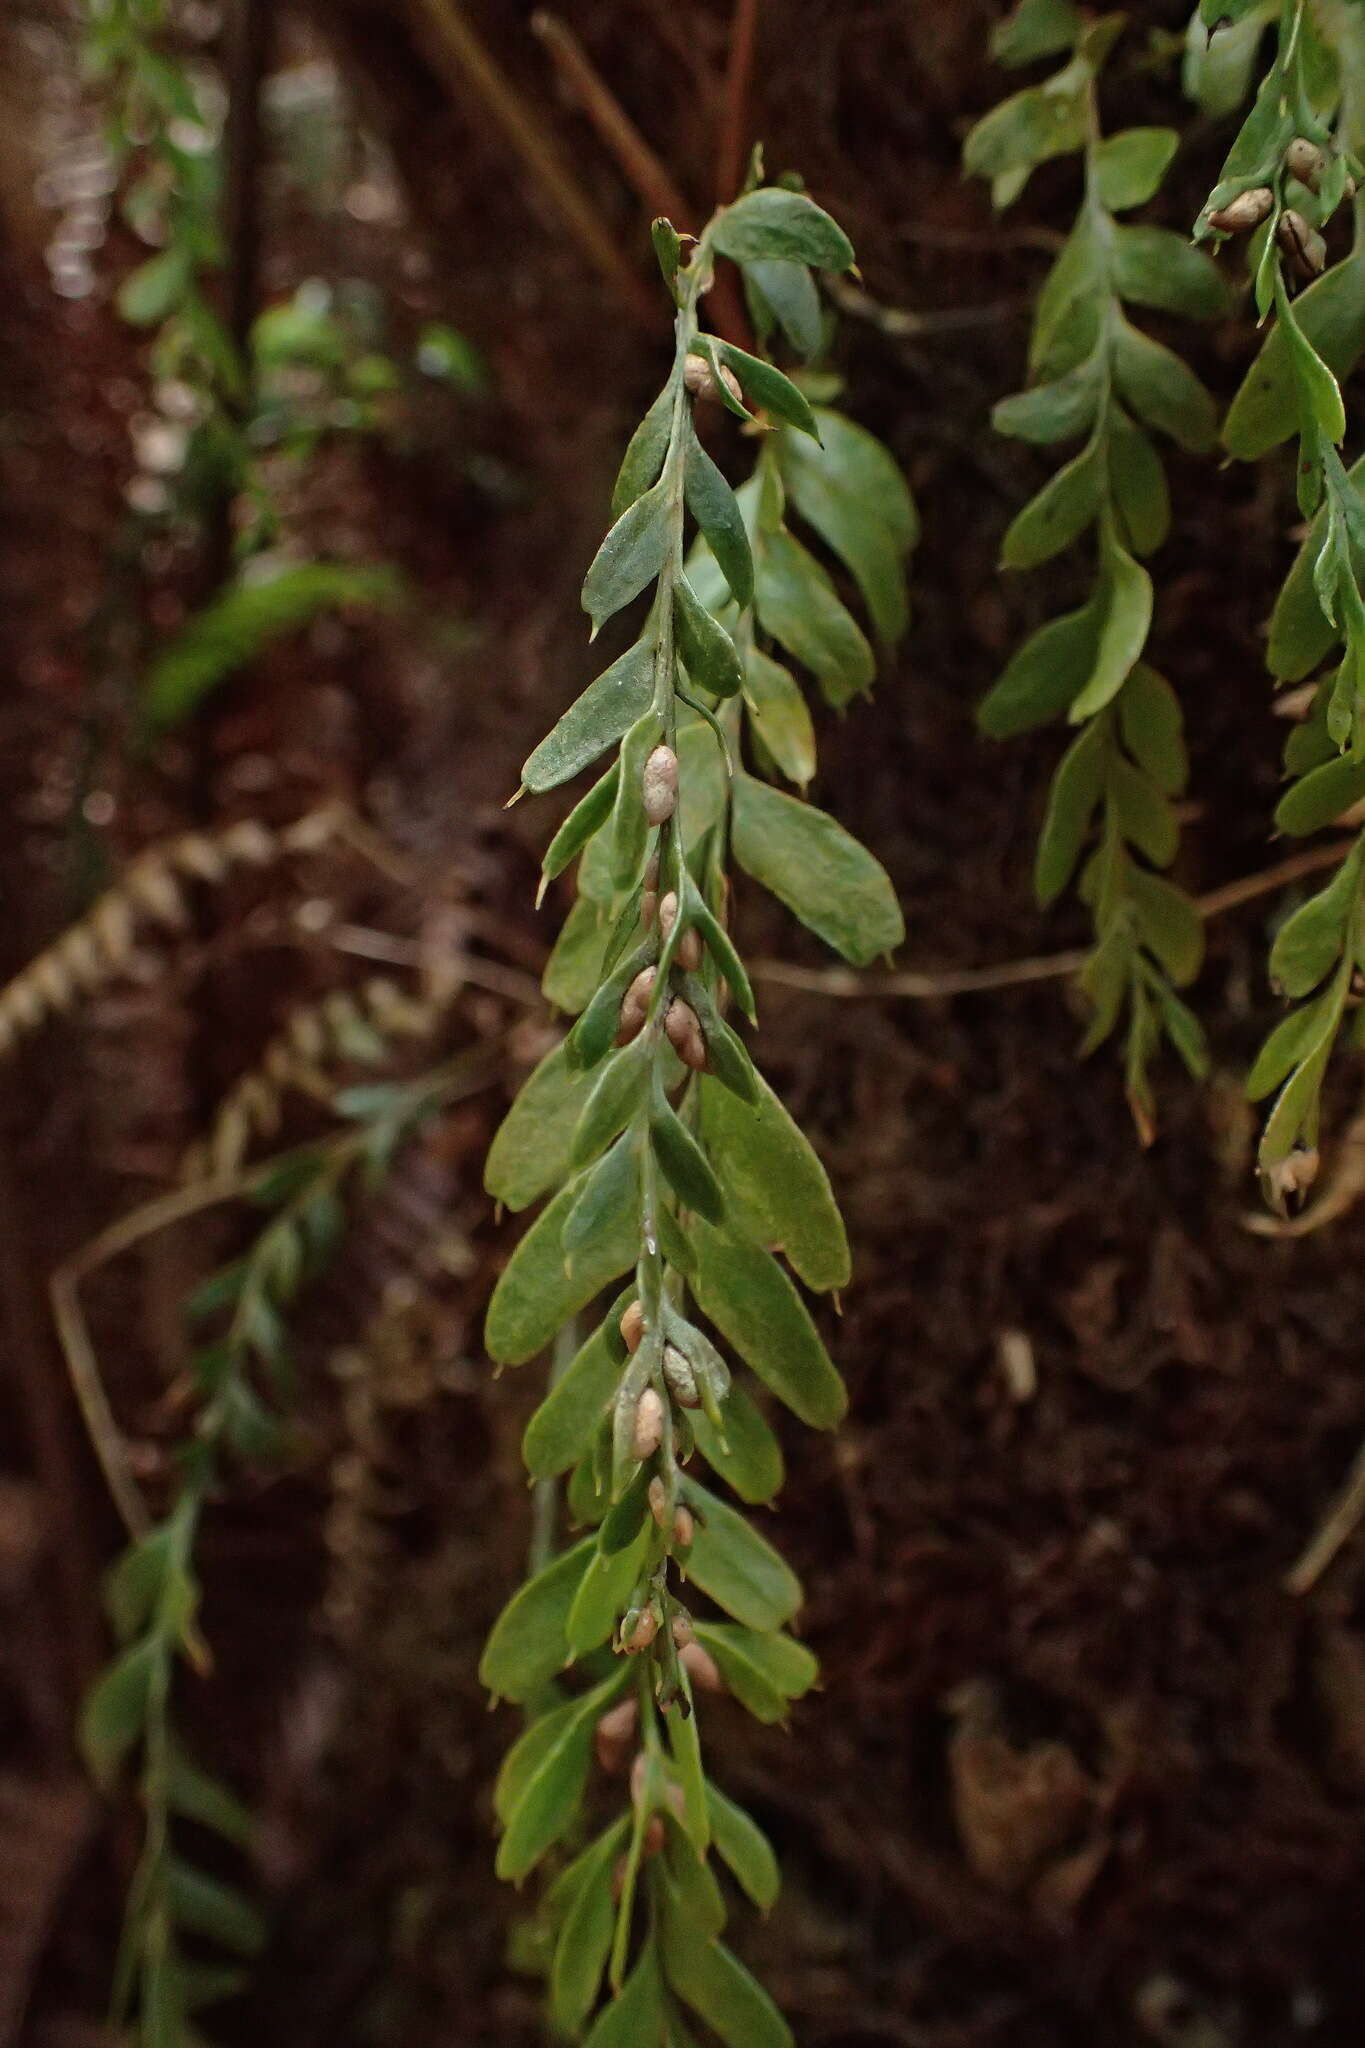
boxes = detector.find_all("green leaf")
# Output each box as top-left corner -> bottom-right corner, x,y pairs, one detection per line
1275,756 -> 1365,836
650,1098 -> 726,1224
779,410 -> 915,643
675,575 -> 743,699
670,1939 -> 793,2048
1030,212 -> 1110,377
480,1537 -> 593,1701
682,1480 -> 802,1631
610,714 -> 665,890
543,896 -> 611,1015
684,431 -> 754,608
1000,440 -> 1101,569
1093,128 -> 1178,211
691,1382 -> 784,1504
1247,983 -> 1339,1100
668,1670 -> 711,1851
1279,287 -> 1347,447
1269,842 -> 1363,996
142,564 -> 403,732
709,339 -> 820,439
104,1523 -> 177,1640
565,1522 -> 649,1655
118,246 -> 191,325
1119,665 -> 1186,795
712,187 -> 855,271
993,358 -> 1102,446
583,1941 -> 667,2045
1112,226 -> 1232,321
699,1072 -> 850,1290
694,1622 -> 817,1723
164,1750 -> 253,1848
754,528 -> 876,706
743,648 -> 816,788
692,1221 -> 846,1428
549,1824 -> 628,2035
743,258 -> 823,357
165,1864 -> 267,1957
544,766 -> 619,885
1130,871 -> 1204,985
1107,410 -> 1169,558
658,1821 -> 726,1948
732,773 -> 902,967
705,1782 -> 780,1911
612,385 -> 673,520
1113,319 -> 1219,452
582,477 -> 670,633
486,1039 -> 594,1212
522,639 -> 656,794
1034,719 -> 1105,906
991,0 -> 1081,65
979,589 -> 1103,737
485,1170 -> 638,1366
1068,538 -> 1153,722
1224,253 -> 1365,460
563,1134 -> 638,1263
496,1672 -> 625,1880
524,1302 -> 628,1479
1108,755 -> 1178,865
572,1037 -> 651,1169
79,1642 -> 156,1789
962,62 -> 1088,203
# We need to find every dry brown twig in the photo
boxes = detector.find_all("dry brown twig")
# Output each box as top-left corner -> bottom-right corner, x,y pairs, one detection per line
751,840 -> 1356,1002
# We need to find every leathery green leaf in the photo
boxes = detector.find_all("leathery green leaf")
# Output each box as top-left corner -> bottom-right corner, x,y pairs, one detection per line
522,639 -> 655,793
486,1038 -> 594,1212
742,647 -> 816,788
669,1937 -> 793,2048
691,1381 -> 784,1504
684,428 -> 753,607
523,1297 -> 629,1479
1034,718 -> 1105,908
691,1220 -> 846,1428
755,527 -> 875,706
496,1672 -> 627,1880
705,1781 -> 780,1911
698,1071 -> 849,1290
712,186 -> 855,272
583,1944 -> 666,2045
732,772 -> 903,967
480,1536 -> 593,1701
485,1169 -> 638,1366
549,1821 -> 630,2035
694,1621 -> 817,1722
582,477 -> 670,633
675,574 -> 743,699
681,1479 -> 801,1631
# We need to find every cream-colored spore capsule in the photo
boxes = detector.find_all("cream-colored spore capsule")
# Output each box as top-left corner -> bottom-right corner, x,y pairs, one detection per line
662,1343 -> 701,1408
672,1504 -> 695,1549
615,964 -> 657,1045
594,1694 -> 639,1774
642,745 -> 679,827
1276,208 -> 1326,279
622,1606 -> 659,1653
683,351 -> 743,405
664,997 -> 707,1072
632,1386 -> 665,1459
658,890 -> 702,970
1285,137 -> 1328,190
648,1474 -> 669,1525
679,1638 -> 721,1692
620,1298 -> 645,1354
1207,186 -> 1274,233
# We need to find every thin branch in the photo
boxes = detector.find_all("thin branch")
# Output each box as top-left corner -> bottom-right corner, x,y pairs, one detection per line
716,0 -> 761,204
410,0 -> 659,332
1284,1433 -> 1365,1594
531,12 -> 690,225
52,1172 -> 255,1540
752,840 -> 1357,1003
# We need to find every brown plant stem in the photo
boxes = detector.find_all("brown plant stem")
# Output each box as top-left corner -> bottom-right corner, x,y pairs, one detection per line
410,0 -> 659,332
716,0 -> 761,205
751,840 -> 1356,1003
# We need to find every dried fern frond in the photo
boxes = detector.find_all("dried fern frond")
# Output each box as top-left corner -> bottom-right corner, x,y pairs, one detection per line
184,975 -> 441,1181
0,804 -> 345,1057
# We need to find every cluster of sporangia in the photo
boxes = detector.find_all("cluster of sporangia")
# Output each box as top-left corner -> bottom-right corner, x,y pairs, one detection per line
1206,136 -> 1350,279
